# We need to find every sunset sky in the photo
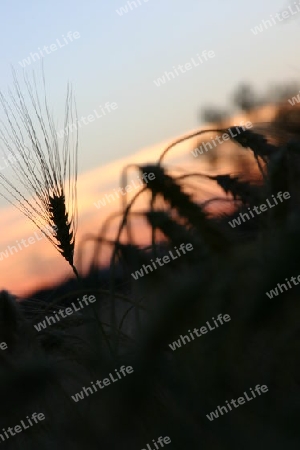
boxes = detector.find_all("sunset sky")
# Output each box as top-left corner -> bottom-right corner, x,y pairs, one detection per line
0,0 -> 297,295
0,105 -> 277,297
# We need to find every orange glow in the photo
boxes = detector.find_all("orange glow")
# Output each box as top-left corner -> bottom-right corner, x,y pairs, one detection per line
0,106 -> 277,297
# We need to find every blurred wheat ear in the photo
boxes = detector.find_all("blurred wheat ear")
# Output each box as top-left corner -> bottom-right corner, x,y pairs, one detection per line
0,67 -> 79,278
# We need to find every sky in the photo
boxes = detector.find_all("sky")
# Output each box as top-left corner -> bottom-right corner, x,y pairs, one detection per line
0,105 -> 277,296
0,0 -> 298,294
0,0 -> 298,177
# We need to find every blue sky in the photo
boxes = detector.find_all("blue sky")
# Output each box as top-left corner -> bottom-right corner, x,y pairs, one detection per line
0,0 -> 298,179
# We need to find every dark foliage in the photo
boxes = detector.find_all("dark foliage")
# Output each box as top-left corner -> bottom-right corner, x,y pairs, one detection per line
2,119 -> 300,449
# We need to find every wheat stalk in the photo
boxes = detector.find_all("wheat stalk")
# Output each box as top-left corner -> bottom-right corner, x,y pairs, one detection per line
0,67 -> 79,277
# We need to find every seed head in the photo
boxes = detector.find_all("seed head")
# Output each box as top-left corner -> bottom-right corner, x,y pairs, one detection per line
0,67 -> 78,269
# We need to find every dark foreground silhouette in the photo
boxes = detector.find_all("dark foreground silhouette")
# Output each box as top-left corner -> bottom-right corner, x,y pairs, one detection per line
2,113 -> 300,449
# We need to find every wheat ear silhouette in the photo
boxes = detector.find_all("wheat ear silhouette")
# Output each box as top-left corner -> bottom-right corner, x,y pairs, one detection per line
0,67 -> 79,278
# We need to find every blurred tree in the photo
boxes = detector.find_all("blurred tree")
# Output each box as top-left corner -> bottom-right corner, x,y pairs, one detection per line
231,83 -> 261,112
200,107 -> 229,124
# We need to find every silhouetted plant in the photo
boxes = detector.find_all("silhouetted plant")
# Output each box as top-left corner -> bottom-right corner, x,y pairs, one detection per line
0,68 -> 79,277
3,89 -> 300,450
